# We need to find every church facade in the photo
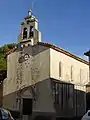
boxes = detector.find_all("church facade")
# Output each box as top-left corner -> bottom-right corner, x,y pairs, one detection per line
3,10 -> 89,119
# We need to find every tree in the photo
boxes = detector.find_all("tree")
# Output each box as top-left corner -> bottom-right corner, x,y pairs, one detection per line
0,43 -> 17,80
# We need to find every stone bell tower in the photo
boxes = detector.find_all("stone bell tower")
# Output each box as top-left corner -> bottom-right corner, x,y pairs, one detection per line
18,9 -> 41,47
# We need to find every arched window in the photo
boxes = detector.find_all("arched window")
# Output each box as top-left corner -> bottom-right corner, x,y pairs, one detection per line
27,20 -> 30,24
29,26 -> 34,37
23,28 -> 27,39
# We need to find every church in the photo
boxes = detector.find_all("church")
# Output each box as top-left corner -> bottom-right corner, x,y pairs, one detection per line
3,9 -> 89,120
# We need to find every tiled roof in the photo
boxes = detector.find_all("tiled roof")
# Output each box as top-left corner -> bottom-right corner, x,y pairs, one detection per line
5,47 -> 17,56
5,42 -> 89,65
38,42 -> 89,65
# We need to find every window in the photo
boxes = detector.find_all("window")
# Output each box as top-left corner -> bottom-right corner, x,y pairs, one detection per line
68,85 -> 74,108
29,26 -> 34,37
59,61 -> 63,78
87,72 -> 89,82
23,44 -> 25,47
80,68 -> 82,82
55,83 -> 59,104
52,82 -> 56,104
71,65 -> 73,81
52,81 -> 59,104
27,20 -> 30,24
28,43 -> 31,46
61,84 -> 63,108
51,81 -> 74,109
23,28 -> 27,39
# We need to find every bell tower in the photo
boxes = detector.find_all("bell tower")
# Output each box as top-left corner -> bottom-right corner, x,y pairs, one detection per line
18,9 -> 41,47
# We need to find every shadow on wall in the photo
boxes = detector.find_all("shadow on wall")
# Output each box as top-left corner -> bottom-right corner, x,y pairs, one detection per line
34,115 -> 52,120
56,116 -> 82,120
3,79 -> 87,119
0,83 -> 3,107
86,92 -> 90,110
51,79 -> 86,118
74,89 -> 86,117
9,110 -> 20,119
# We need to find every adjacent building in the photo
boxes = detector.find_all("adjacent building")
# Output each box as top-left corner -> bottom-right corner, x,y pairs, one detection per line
3,10 -> 89,119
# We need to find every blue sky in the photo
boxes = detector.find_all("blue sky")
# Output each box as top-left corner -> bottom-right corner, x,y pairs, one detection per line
0,0 -> 90,59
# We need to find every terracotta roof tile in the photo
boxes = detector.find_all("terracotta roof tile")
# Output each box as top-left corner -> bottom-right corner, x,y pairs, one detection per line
5,47 -> 17,56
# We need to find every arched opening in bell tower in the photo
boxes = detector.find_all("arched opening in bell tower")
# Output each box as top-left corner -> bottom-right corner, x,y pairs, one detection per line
23,28 -> 28,39
29,26 -> 34,38
18,9 -> 41,45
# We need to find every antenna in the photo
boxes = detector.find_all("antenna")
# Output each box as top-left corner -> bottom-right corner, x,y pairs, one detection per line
31,0 -> 37,11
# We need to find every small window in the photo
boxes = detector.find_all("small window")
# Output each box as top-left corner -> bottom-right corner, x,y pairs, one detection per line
59,61 -> 63,78
71,65 -> 73,81
28,44 -> 30,46
52,81 -> 59,105
80,68 -> 82,82
59,62 -> 61,78
27,20 -> 30,24
23,44 -> 25,47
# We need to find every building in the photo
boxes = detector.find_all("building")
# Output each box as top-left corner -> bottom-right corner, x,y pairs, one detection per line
3,10 -> 89,120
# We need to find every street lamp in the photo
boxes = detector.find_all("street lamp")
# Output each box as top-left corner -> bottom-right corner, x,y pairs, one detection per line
84,50 -> 90,84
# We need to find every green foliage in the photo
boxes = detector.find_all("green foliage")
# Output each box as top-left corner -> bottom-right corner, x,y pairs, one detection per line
0,43 -> 17,71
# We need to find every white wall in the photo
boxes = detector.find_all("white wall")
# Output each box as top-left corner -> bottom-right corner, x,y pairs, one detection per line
50,48 -> 89,86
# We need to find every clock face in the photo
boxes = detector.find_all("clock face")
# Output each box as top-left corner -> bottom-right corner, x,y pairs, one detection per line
18,53 -> 31,64
24,53 -> 30,61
